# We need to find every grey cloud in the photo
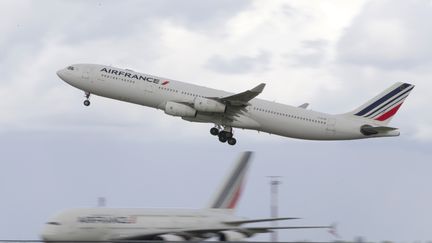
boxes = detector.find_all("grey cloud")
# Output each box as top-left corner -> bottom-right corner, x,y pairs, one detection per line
336,0 -> 432,69
205,51 -> 271,74
280,4 -> 297,16
2,0 -> 251,46
287,39 -> 328,67
0,0 -> 251,83
150,0 -> 251,30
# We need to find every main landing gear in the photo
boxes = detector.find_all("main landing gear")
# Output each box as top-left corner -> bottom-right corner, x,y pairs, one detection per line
83,92 -> 91,106
210,126 -> 237,146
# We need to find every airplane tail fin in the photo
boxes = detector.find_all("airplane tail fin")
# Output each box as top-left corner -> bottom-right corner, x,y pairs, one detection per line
345,82 -> 415,125
208,152 -> 252,211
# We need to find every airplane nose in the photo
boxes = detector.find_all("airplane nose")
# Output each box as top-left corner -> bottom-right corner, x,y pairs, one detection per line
41,235 -> 50,242
41,228 -> 58,243
56,69 -> 66,80
40,231 -> 51,242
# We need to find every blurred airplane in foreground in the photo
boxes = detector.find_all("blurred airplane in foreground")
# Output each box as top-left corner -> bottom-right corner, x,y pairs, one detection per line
41,152 -> 331,242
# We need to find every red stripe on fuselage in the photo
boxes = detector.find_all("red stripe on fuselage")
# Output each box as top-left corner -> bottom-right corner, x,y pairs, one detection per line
375,103 -> 403,121
227,184 -> 243,209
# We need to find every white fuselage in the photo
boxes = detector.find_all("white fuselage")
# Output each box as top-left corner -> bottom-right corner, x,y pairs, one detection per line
57,64 -> 399,140
41,208 -> 241,241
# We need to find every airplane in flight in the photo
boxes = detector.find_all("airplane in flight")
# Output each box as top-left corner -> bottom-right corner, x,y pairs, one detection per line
57,64 -> 414,145
41,152 -> 332,242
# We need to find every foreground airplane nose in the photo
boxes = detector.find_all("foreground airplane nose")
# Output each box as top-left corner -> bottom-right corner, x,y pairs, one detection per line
41,235 -> 50,242
40,231 -> 51,242
41,229 -> 60,243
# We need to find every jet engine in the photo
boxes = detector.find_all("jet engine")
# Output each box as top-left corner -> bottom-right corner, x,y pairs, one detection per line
154,234 -> 187,241
217,230 -> 250,241
193,97 -> 226,113
165,101 -> 197,117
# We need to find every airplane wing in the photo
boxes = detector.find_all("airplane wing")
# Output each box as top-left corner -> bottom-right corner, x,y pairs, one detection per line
223,217 -> 300,225
112,224 -> 331,241
215,83 -> 265,106
241,225 -> 333,233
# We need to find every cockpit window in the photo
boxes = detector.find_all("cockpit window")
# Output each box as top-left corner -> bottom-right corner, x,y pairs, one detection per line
67,66 -> 75,71
47,222 -> 61,225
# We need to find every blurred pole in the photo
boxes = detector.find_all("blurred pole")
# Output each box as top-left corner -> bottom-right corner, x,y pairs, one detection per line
268,176 -> 282,242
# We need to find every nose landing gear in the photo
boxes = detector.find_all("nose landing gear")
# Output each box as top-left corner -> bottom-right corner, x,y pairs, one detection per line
209,125 -> 237,146
83,92 -> 91,106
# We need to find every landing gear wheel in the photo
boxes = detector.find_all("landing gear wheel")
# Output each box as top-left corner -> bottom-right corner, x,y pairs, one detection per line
218,132 -> 228,143
210,127 -> 219,136
83,92 -> 91,106
227,137 -> 237,146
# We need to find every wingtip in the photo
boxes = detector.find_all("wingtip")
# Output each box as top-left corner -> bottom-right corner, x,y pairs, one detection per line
251,83 -> 266,93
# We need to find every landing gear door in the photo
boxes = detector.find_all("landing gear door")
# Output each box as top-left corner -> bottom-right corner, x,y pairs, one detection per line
140,81 -> 154,93
326,118 -> 336,136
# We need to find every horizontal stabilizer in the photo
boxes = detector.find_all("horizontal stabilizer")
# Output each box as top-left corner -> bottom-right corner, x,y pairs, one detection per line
360,125 -> 399,136
298,103 -> 309,109
224,217 -> 300,225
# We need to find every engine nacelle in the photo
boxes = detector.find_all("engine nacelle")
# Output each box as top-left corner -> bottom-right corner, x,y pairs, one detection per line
154,234 -> 187,241
193,97 -> 226,113
217,230 -> 249,241
165,101 -> 197,117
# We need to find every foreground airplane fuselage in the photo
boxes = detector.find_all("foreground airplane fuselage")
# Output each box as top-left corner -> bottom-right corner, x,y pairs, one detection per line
42,208 -> 243,241
57,64 -> 414,145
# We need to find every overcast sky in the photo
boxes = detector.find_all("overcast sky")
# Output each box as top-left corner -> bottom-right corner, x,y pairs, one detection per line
0,0 -> 431,242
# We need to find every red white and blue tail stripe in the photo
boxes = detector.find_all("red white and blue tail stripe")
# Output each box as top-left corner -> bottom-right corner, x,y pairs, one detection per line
349,82 -> 414,125
208,152 -> 252,210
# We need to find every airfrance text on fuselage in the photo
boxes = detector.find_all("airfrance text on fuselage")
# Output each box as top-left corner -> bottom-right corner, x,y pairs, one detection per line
78,216 -> 136,224
101,68 -> 160,84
